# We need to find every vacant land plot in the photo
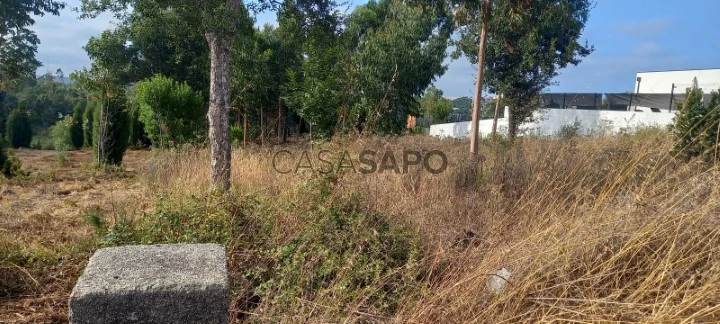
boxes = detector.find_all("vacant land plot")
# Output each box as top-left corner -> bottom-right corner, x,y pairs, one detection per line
1,133 -> 719,323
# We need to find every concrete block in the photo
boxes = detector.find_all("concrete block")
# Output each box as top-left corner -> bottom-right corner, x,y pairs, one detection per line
69,244 -> 229,324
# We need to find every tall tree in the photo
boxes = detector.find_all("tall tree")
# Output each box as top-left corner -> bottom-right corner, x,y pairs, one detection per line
345,0 -> 452,134
454,0 -> 592,138
81,0 -> 265,191
0,0 -> 65,88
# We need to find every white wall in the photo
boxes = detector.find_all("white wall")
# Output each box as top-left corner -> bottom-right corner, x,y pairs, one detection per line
636,69 -> 720,94
430,107 -> 676,138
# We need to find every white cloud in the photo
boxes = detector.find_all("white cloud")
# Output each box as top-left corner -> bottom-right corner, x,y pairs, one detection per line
33,0 -> 116,75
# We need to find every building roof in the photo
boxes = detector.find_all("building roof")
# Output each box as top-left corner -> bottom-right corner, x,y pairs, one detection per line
637,68 -> 720,73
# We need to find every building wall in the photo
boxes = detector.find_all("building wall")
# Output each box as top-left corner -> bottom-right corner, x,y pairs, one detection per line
636,69 -> 720,94
429,107 -> 676,138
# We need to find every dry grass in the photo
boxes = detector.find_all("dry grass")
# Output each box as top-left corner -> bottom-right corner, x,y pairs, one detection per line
2,131 -> 719,323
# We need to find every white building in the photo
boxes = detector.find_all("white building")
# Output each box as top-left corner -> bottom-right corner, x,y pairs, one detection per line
635,68 -> 720,94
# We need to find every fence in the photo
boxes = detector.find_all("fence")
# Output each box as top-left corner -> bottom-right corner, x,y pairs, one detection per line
430,106 -> 676,138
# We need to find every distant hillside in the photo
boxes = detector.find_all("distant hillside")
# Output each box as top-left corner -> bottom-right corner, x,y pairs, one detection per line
451,97 -> 472,111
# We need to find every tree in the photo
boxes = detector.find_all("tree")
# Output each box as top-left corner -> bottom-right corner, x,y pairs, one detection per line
71,64 -> 129,165
135,74 -> 206,147
421,86 -> 452,123
71,101 -> 86,149
92,93 -> 129,165
0,0 -> 65,88
5,108 -> 32,148
673,84 -> 720,160
12,73 -> 83,130
343,0 -> 452,134
83,100 -> 96,147
282,0 -> 346,138
0,138 -> 23,178
81,0 -> 262,191
453,0 -> 592,138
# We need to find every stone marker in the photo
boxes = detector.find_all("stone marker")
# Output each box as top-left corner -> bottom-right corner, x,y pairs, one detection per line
69,244 -> 229,324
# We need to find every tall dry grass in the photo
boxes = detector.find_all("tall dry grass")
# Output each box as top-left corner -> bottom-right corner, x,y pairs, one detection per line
136,130 -> 719,322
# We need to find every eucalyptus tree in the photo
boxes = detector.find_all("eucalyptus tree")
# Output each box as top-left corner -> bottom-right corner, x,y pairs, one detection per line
344,0 -> 452,134
282,0 -> 346,139
453,0 -> 593,138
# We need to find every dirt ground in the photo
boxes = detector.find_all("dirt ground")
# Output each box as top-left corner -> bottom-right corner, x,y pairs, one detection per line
0,149 -> 152,323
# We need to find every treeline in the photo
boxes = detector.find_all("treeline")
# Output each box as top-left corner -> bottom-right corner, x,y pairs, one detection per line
58,0 -> 452,164
1,0 -> 598,173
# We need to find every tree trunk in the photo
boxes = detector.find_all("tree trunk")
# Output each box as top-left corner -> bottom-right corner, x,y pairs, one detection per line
470,0 -> 492,154
492,92 -> 501,135
206,32 -> 232,192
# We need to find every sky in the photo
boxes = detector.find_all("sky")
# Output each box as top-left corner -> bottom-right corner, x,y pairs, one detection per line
32,0 -> 720,98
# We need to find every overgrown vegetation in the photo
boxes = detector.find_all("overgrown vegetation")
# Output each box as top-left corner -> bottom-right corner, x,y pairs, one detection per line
5,108 -> 32,148
4,133 -> 719,322
673,86 -> 720,160
135,74 -> 206,147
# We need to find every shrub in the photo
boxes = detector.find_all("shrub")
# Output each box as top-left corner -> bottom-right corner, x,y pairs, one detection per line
135,74 -> 206,148
127,99 -> 149,148
557,120 -> 582,139
83,101 -> 95,148
5,109 -> 32,148
93,94 -> 129,165
673,87 -> 720,160
0,138 -> 23,178
50,116 -> 74,152
70,101 -> 85,149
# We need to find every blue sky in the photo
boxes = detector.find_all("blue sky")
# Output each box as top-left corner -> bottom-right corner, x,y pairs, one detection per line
32,0 -> 720,97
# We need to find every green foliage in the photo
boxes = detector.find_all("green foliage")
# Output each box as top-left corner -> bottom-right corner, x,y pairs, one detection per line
0,0 -> 65,88
71,101 -> 86,149
421,86 -> 453,123
343,0 -> 452,134
93,94 -> 129,165
254,176 -> 421,315
5,108 -> 32,148
127,98 -> 148,147
10,73 -> 84,130
135,74 -> 206,148
83,173 -> 422,317
452,0 -> 593,137
0,138 -> 23,178
29,129 -> 54,150
557,120 -> 582,140
229,125 -> 260,146
49,116 -> 74,151
673,88 -> 720,160
83,100 -> 95,147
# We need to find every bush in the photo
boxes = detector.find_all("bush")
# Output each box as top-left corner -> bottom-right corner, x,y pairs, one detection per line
50,116 -> 74,152
5,109 -> 32,148
127,99 -> 149,148
70,101 -> 85,149
93,95 -> 129,165
673,87 -> 720,160
557,120 -> 582,139
83,101 -> 95,148
135,74 -> 206,148
0,138 -> 23,178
